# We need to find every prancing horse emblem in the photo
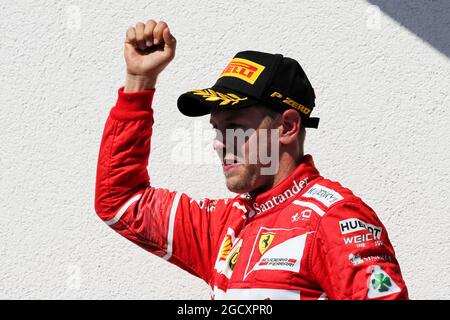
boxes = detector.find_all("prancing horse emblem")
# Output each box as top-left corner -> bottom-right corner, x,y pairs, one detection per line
259,232 -> 275,255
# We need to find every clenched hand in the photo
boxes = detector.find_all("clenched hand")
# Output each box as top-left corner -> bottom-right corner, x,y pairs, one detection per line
124,20 -> 177,92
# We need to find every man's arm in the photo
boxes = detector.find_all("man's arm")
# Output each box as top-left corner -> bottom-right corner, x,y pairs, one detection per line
95,20 -> 227,283
310,201 -> 409,299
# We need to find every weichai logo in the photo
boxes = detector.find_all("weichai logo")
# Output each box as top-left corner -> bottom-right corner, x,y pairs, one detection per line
219,58 -> 266,84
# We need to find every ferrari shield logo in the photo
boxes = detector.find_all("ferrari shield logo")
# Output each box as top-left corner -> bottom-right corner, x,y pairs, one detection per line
259,232 -> 275,255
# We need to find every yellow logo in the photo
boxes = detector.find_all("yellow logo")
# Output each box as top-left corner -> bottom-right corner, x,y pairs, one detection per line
228,247 -> 240,270
219,235 -> 232,260
192,89 -> 248,106
270,91 -> 312,115
219,58 -> 266,84
259,232 -> 275,255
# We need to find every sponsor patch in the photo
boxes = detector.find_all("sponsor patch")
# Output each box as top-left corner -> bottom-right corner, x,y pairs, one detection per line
228,247 -> 240,271
302,184 -> 343,207
244,228 -> 311,278
258,258 -> 298,268
367,266 -> 401,299
252,235 -> 304,272
215,228 -> 243,279
259,232 -> 275,255
219,235 -> 233,260
343,233 -> 383,246
253,177 -> 309,215
219,58 -> 266,84
291,212 -> 300,222
340,218 -> 383,239
292,209 -> 312,222
348,253 -> 393,266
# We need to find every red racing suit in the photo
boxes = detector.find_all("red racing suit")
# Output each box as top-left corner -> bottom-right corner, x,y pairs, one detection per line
95,87 -> 409,300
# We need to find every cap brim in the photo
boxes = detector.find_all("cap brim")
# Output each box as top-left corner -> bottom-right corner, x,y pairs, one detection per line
302,117 -> 320,129
177,85 -> 259,117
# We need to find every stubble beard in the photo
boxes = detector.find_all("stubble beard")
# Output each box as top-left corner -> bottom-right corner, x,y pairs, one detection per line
224,164 -> 261,194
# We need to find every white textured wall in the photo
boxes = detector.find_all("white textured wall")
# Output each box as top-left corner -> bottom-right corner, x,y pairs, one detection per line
1,0 -> 449,299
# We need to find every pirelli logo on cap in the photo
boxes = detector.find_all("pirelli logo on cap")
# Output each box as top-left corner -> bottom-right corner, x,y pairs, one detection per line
219,58 -> 266,84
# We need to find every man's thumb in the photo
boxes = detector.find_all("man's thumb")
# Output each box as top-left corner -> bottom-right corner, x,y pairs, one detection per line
163,27 -> 176,47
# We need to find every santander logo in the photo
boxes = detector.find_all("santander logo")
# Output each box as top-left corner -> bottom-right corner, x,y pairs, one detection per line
252,177 -> 309,214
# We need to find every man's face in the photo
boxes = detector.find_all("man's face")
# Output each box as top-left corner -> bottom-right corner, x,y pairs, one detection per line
210,105 -> 279,194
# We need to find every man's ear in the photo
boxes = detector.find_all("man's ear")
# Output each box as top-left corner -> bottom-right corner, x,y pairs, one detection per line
278,109 -> 301,146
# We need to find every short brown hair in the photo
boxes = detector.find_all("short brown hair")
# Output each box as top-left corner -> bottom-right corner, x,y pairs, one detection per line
259,104 -> 306,148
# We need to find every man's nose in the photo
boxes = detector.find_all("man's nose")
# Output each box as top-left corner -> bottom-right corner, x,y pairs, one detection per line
212,137 -> 225,152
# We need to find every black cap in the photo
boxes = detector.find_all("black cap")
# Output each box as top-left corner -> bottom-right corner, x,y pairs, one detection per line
177,50 -> 320,128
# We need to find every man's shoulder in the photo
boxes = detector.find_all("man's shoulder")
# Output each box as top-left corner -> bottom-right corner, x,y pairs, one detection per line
294,176 -> 381,221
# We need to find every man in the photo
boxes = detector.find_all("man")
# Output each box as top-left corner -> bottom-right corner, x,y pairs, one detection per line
95,20 -> 409,299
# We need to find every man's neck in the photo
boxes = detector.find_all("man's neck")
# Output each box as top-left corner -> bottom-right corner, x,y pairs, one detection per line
272,152 -> 303,187
249,153 -> 304,198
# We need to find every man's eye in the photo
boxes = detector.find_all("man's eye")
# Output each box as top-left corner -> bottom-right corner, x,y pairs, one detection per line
228,123 -> 245,129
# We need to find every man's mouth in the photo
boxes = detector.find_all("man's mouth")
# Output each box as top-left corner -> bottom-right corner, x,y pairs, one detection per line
223,163 -> 242,173
222,157 -> 241,172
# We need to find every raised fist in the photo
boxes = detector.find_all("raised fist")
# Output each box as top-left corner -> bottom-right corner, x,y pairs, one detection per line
124,20 -> 176,81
